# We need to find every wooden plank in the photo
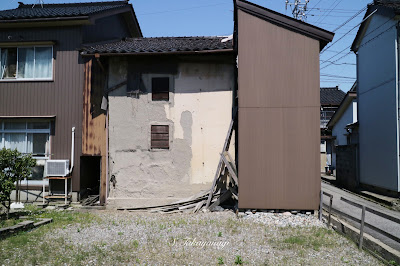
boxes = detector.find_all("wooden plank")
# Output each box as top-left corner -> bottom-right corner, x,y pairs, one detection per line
229,187 -> 238,200
118,195 -> 209,211
359,205 -> 366,249
193,200 -> 205,213
341,197 -> 400,224
152,92 -> 169,101
178,202 -> 198,210
151,133 -> 169,140
205,108 -> 237,209
323,204 -> 400,244
223,151 -> 237,174
151,140 -> 169,149
173,190 -> 209,204
209,190 -> 233,211
221,154 -> 238,185
151,125 -> 169,133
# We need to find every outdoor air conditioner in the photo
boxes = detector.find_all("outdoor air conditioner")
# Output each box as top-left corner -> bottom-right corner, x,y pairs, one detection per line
45,160 -> 70,177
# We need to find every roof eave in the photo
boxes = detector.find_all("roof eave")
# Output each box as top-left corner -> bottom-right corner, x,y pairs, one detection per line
88,5 -> 142,37
327,92 -> 357,128
236,0 -> 334,50
81,48 -> 235,56
351,6 -> 376,53
0,15 -> 90,25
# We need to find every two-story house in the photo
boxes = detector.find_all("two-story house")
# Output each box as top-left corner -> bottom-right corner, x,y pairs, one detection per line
81,37 -> 236,208
351,0 -> 400,196
0,1 -> 141,203
320,86 -> 346,174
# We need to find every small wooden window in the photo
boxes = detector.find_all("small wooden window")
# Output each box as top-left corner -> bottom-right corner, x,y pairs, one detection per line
152,77 -> 169,101
151,125 -> 169,149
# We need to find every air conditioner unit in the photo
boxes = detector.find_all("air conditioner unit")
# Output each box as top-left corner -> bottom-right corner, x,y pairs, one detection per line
45,160 -> 69,177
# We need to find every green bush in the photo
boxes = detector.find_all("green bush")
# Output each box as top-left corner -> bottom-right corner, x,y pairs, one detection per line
0,148 -> 36,218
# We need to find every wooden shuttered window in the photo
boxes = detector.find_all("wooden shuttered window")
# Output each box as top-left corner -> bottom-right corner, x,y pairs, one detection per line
152,77 -> 169,101
151,125 -> 169,149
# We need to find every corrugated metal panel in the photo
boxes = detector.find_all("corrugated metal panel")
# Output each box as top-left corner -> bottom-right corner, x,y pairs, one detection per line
0,26 -> 83,191
237,10 -> 321,210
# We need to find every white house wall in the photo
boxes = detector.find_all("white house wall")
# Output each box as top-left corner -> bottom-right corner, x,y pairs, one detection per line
331,100 -> 356,169
106,57 -> 235,207
332,100 -> 356,146
357,9 -> 400,192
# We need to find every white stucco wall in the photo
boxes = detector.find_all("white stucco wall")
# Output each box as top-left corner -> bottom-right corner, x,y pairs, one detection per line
332,100 -> 357,146
357,8 -> 400,192
106,57 -> 235,206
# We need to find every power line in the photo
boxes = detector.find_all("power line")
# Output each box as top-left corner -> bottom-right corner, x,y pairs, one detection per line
314,0 -> 341,25
321,74 -> 356,79
320,9 -> 377,54
320,15 -> 396,69
137,2 -> 230,16
332,6 -> 367,32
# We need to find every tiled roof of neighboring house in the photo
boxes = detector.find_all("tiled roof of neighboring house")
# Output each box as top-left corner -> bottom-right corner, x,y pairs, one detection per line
373,0 -> 400,11
81,36 -> 233,55
320,87 -> 346,106
0,1 -> 128,20
352,0 -> 400,51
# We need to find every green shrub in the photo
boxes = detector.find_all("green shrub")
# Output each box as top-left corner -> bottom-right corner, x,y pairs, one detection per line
0,148 -> 36,218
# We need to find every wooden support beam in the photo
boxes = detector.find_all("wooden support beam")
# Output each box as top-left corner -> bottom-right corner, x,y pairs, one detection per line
209,190 -> 233,211
206,108 -> 237,209
221,153 -> 238,185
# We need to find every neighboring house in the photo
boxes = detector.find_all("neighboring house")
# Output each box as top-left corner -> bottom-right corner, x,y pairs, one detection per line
0,1 -> 141,202
320,87 -> 346,173
327,83 -> 358,170
235,0 -> 334,210
351,0 -> 400,196
81,37 -> 235,207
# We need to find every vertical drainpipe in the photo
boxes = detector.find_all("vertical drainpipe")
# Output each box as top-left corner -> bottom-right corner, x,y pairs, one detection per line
356,52 -> 360,187
397,21 -> 400,193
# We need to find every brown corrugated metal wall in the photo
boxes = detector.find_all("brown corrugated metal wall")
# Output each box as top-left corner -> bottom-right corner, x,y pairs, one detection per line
0,27 -> 84,191
237,10 -> 321,210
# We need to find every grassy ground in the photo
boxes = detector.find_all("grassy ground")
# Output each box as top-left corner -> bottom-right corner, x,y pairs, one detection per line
0,208 -> 383,265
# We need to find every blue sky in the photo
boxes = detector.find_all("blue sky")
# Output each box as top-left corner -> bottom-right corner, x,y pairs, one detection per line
1,0 -> 373,92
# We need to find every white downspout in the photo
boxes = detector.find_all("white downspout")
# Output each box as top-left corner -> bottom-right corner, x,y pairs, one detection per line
70,127 -> 75,174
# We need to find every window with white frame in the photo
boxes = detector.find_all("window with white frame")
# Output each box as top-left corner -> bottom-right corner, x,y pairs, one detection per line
0,120 -> 50,157
0,46 -> 53,80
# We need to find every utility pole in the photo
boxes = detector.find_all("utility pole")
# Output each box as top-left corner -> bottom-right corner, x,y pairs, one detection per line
32,0 -> 45,8
285,0 -> 309,21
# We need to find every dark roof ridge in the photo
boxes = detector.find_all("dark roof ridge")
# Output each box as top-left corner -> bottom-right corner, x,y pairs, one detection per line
321,86 -> 340,90
18,1 -> 127,8
236,0 -> 334,50
123,36 -> 230,40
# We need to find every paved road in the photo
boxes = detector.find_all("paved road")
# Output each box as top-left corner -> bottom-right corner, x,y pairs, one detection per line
321,182 -> 400,251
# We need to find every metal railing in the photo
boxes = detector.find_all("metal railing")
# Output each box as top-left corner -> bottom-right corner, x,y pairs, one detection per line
319,191 -> 400,250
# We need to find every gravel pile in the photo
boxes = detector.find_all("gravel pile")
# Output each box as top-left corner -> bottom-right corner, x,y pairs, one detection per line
243,211 -> 325,227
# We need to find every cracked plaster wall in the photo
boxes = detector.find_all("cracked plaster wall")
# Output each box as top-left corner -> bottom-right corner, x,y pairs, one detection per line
107,56 -> 234,205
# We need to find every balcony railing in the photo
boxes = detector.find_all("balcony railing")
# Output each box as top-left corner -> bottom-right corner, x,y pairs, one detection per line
320,110 -> 336,128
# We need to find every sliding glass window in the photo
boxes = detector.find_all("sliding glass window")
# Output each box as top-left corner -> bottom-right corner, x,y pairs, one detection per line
0,46 -> 53,80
